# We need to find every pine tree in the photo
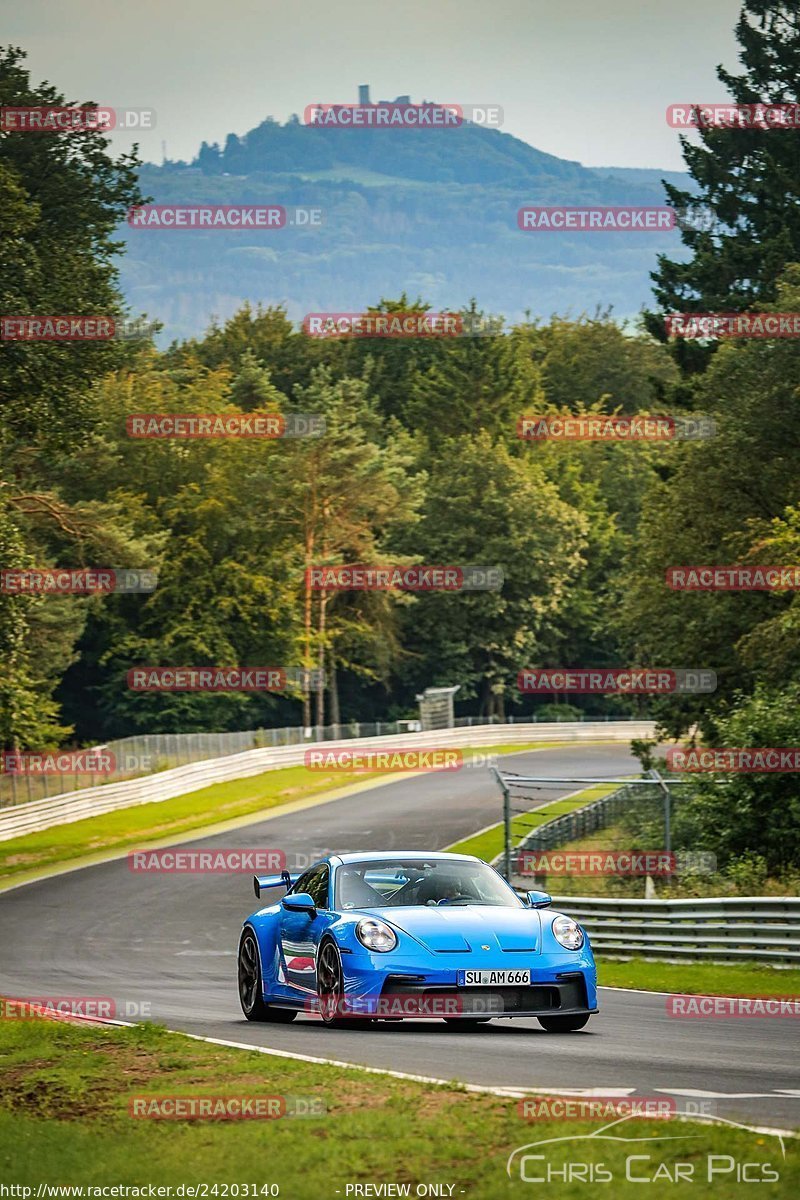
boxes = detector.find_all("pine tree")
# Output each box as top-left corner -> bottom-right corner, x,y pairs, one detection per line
647,2 -> 800,366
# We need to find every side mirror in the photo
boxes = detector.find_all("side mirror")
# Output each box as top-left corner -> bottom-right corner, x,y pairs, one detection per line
282,891 -> 317,915
526,890 -> 552,908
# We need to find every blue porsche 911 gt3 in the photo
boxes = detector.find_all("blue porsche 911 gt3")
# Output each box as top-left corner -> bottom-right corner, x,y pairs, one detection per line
238,851 -> 597,1030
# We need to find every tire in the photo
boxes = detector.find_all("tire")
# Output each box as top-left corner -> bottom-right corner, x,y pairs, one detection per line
238,928 -> 297,1023
537,1013 -> 590,1033
316,938 -> 352,1028
443,1018 -> 491,1030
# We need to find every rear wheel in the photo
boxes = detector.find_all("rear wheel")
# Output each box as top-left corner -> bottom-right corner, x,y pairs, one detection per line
537,1014 -> 590,1032
238,929 -> 297,1023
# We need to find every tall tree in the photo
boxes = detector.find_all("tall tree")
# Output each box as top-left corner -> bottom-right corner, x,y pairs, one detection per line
647,2 -> 800,368
621,268 -> 800,735
0,46 -> 144,749
394,432 -> 587,717
265,368 -> 424,726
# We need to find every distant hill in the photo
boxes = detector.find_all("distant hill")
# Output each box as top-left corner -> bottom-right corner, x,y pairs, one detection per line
121,113 -> 693,342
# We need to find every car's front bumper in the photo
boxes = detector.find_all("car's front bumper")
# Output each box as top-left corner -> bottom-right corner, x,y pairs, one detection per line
330,947 -> 598,1019
378,971 -> 594,1017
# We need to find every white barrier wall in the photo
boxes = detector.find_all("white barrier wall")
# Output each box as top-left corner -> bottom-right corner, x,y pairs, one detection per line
0,721 -> 655,841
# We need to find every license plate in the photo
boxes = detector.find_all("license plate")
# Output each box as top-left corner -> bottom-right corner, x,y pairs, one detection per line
457,969 -> 531,986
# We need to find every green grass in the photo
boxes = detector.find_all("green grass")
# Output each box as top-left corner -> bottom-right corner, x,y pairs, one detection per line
0,740 -> 575,887
446,782 -> 622,863
0,1016 -> 795,1194
597,957 -> 800,997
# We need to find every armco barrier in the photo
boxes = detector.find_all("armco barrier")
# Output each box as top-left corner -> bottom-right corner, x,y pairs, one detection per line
516,784 -> 634,852
0,721 -> 654,842
550,895 -> 800,965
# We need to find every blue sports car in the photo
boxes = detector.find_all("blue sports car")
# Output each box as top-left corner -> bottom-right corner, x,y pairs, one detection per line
237,851 -> 597,1030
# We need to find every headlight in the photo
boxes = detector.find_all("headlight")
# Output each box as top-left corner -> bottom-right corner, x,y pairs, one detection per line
552,915 -> 584,951
356,918 -> 397,952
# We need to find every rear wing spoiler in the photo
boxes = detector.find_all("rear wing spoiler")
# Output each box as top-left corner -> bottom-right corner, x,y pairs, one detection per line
254,870 -> 297,899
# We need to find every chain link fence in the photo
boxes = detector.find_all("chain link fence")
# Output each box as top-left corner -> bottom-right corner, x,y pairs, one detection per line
515,782 -> 661,855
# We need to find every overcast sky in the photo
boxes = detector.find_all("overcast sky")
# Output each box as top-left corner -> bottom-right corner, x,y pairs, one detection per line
5,0 -> 743,170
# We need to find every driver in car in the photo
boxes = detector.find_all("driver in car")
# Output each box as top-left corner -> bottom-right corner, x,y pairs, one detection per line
423,874 -> 473,905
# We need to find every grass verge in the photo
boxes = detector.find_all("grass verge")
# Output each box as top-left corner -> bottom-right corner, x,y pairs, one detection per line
0,1015 -> 795,1194
0,741 -> 571,887
597,957 -> 800,996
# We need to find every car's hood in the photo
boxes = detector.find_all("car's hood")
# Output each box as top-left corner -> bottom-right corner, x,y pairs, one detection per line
360,905 -> 542,954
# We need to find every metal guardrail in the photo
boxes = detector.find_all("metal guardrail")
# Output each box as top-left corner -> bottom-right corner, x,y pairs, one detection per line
0,721 -> 655,842
550,895 -> 800,965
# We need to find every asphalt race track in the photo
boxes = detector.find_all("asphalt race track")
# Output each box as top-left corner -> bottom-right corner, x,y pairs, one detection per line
1,744 -> 798,1129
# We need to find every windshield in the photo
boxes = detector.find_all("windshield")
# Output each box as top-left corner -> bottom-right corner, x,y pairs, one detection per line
334,859 -> 523,910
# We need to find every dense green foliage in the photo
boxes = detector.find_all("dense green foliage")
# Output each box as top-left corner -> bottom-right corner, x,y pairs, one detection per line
32,306 -> 680,739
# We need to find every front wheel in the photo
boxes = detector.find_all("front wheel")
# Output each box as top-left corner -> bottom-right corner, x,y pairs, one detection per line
238,929 -> 297,1023
537,1013 -> 590,1033
317,939 -> 349,1027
